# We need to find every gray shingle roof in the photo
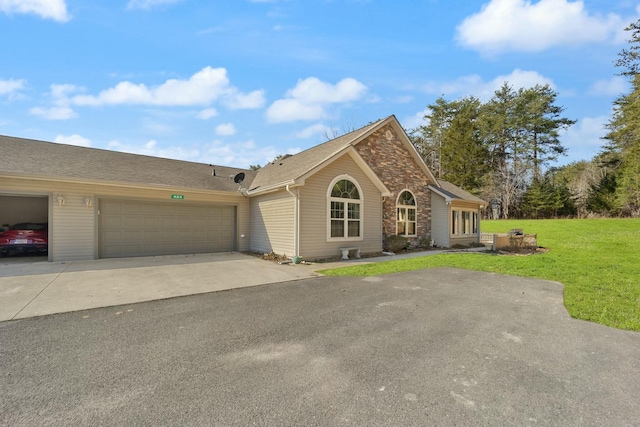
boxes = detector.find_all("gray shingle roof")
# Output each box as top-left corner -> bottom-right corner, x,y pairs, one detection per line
0,135 -> 255,192
432,180 -> 487,204
249,118 -> 388,191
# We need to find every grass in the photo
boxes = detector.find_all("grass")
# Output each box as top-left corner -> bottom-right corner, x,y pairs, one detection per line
319,219 -> 640,332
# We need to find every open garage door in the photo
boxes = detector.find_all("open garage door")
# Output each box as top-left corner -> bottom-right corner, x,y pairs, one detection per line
0,195 -> 49,259
99,199 -> 236,258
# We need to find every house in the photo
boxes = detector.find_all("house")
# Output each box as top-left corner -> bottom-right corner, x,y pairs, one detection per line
0,115 -> 485,262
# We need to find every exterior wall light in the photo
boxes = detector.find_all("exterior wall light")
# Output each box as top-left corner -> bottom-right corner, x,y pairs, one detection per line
55,195 -> 65,206
83,197 -> 94,207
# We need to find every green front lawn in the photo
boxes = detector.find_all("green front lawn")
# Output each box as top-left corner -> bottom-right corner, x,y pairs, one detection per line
319,219 -> 640,331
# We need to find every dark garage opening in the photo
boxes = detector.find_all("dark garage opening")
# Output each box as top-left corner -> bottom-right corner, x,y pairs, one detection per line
0,195 -> 49,260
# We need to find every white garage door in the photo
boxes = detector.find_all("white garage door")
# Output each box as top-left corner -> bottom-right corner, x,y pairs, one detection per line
99,199 -> 236,258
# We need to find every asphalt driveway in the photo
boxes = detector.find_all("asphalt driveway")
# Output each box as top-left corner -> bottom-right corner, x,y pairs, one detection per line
2,268 -> 639,426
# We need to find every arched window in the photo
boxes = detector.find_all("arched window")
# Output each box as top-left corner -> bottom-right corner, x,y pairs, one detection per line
328,177 -> 362,239
397,190 -> 417,236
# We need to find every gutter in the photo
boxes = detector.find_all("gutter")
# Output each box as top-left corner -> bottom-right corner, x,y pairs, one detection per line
245,179 -> 297,196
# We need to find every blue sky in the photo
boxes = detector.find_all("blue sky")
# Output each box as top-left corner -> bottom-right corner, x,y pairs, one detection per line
1,0 -> 638,169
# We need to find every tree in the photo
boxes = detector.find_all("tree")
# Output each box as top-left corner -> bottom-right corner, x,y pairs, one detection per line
411,83 -> 574,219
411,96 -> 455,178
437,97 -> 489,192
480,83 -> 527,219
615,19 -> 640,77
521,174 -> 576,218
478,83 -> 574,218
549,161 -> 603,217
602,20 -> 640,216
517,85 -> 575,180
587,172 -> 620,216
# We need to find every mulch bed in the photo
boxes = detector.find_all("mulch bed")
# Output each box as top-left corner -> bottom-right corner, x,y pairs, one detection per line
494,247 -> 549,256
245,245 -> 549,265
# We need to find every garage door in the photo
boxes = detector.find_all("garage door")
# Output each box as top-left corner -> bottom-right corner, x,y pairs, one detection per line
99,199 -> 236,258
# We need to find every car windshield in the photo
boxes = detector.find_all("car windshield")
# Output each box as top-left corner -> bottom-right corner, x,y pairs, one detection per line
9,223 -> 47,231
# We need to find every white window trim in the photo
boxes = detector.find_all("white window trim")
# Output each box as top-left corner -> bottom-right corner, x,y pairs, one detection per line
396,189 -> 417,237
326,175 -> 364,242
450,208 -> 480,237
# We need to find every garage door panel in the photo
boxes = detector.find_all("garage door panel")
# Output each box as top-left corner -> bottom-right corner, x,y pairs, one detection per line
122,216 -> 144,228
121,203 -> 143,213
99,200 -> 236,258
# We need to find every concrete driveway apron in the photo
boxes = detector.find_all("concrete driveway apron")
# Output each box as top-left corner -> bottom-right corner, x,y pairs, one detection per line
0,252 -> 318,321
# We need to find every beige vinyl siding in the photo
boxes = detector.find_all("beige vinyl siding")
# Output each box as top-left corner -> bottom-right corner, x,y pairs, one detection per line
1,177 -> 250,261
249,190 -> 295,256
430,192 -> 449,248
298,153 -> 382,259
52,193 -> 96,261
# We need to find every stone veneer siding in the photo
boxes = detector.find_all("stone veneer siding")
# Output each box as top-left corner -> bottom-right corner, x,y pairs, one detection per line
354,124 -> 432,241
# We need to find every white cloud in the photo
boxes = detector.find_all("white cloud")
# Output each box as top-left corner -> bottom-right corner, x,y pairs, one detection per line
423,69 -> 554,100
50,83 -> 80,99
560,115 -> 609,163
0,78 -> 26,99
96,137 -> 299,169
402,109 -> 429,131
288,77 -> 367,104
196,107 -> 218,120
267,99 -> 326,122
456,0 -> 624,54
589,76 -> 629,96
29,83 -> 81,120
0,0 -> 70,22
223,89 -> 266,110
107,139 -> 200,161
296,123 -> 332,139
54,134 -> 91,147
205,139 -> 302,169
126,0 -> 182,10
29,106 -> 77,120
215,123 -> 236,136
72,67 -> 263,109
266,77 -> 367,123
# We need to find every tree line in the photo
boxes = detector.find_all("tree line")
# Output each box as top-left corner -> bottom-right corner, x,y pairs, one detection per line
409,20 -> 640,219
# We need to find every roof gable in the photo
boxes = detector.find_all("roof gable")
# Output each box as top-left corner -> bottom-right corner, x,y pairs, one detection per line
249,115 -> 437,194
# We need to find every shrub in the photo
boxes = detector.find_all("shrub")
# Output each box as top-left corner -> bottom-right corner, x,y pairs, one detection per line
384,235 -> 408,252
414,234 -> 433,249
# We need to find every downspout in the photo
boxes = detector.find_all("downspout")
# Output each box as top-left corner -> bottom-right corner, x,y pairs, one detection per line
286,185 -> 299,257
381,196 -> 387,249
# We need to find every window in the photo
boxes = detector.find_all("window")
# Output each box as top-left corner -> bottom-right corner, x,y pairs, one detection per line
397,190 -> 417,236
328,178 -> 362,240
451,210 -> 459,235
451,209 -> 479,236
462,211 -> 470,234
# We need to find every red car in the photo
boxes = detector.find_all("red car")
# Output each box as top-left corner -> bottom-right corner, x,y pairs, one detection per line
0,223 -> 48,257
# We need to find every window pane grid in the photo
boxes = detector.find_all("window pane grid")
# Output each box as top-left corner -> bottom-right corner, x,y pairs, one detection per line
331,220 -> 344,238
329,179 -> 361,239
397,191 -> 417,236
347,221 -> 360,237
331,201 -> 344,219
348,203 -> 360,219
